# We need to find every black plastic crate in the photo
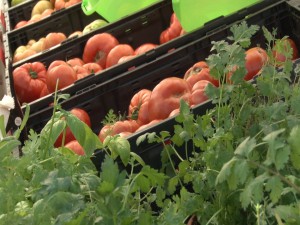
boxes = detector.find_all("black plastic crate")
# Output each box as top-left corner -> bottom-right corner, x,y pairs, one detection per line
5,2 -> 102,56
7,0 -> 276,109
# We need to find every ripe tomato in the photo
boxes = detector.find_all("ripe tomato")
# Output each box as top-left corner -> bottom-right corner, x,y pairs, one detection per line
128,89 -> 152,125
73,65 -> 89,80
65,140 -> 85,155
67,58 -> 84,67
106,44 -> 134,68
68,31 -> 83,39
13,62 -> 47,104
189,80 -> 211,107
55,108 -> 91,147
148,77 -> 191,121
39,85 -> 50,98
272,38 -> 299,62
55,0 -> 81,10
135,119 -> 162,133
98,120 -> 138,142
41,32 -> 67,50
83,63 -> 103,74
41,8 -> 54,19
160,13 -> 182,44
46,60 -> 77,92
244,47 -> 268,81
118,55 -> 136,64
134,43 -> 158,55
168,108 -> 180,118
82,33 -> 119,68
184,61 -> 219,87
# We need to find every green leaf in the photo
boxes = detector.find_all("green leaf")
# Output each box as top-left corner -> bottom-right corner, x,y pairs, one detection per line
168,176 -> 179,195
66,113 -> 102,157
100,156 -> 125,189
136,175 -> 151,193
265,176 -> 283,204
137,211 -> 153,225
215,158 -> 237,185
105,136 -> 130,166
288,125 -> 300,170
234,137 -> 256,157
0,137 -> 21,158
229,21 -> 259,48
130,152 -> 145,166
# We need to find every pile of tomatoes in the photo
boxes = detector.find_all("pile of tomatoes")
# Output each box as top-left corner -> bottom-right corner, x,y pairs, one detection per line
57,37 -> 299,155
12,12 -> 184,105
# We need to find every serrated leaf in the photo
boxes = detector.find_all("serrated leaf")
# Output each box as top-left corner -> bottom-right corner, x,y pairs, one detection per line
275,146 -> 290,170
168,176 -> 179,195
100,156 -> 125,189
0,137 -> 21,158
136,175 -> 151,193
234,159 -> 250,186
263,129 -> 285,166
216,158 -> 237,185
288,125 -> 300,170
265,176 -> 283,204
130,152 -> 145,166
234,137 -> 256,157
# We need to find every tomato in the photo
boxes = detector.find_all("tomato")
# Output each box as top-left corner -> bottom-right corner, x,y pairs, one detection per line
30,38 -> 45,53
14,20 -> 28,29
189,80 -> 211,107
68,31 -> 83,39
73,65 -> 89,80
41,32 -> 67,50
55,0 -> 81,10
82,33 -> 119,68
148,77 -> 191,121
39,85 -> 50,98
118,55 -> 136,64
65,140 -> 85,155
98,120 -> 138,142
134,43 -> 158,55
106,44 -> 135,68
31,0 -> 53,17
13,48 -> 37,63
160,13 -> 182,44
27,14 -> 42,25
67,58 -> 84,67
83,63 -> 103,74
55,108 -> 91,147
46,60 -> 77,92
13,62 -> 47,104
41,8 -> 54,19
128,89 -> 152,125
184,61 -> 219,87
244,47 -> 268,81
272,38 -> 299,62
135,119 -> 162,133
168,108 -> 180,118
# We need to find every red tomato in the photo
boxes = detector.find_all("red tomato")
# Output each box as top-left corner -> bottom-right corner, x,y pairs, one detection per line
135,119 -> 162,133
65,140 -> 85,155
73,65 -> 89,80
160,13 -> 182,44
13,62 -> 47,104
148,77 -> 191,121
118,55 -> 136,64
128,89 -> 152,125
41,32 -> 67,50
46,60 -> 77,92
41,8 -> 54,18
244,47 -> 268,81
189,80 -> 211,106
83,63 -> 103,74
98,120 -> 138,142
134,43 -> 158,55
67,58 -> 84,67
82,33 -> 119,68
168,108 -> 180,118
184,61 -> 219,87
272,38 -> 299,62
55,0 -> 81,10
55,108 -> 91,147
106,44 -> 135,68
39,85 -> 50,98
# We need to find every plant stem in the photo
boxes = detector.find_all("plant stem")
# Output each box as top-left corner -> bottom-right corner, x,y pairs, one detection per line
248,159 -> 300,193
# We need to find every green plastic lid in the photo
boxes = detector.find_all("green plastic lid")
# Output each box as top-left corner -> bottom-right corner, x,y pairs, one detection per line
81,0 -> 162,22
172,0 -> 262,32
